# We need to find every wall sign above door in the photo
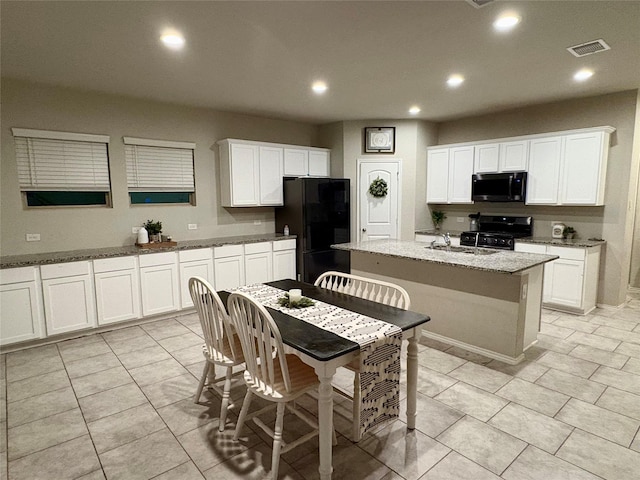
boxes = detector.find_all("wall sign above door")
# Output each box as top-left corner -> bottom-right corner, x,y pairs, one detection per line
364,127 -> 395,153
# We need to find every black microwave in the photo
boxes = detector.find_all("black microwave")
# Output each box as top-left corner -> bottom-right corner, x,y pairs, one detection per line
472,172 -> 527,202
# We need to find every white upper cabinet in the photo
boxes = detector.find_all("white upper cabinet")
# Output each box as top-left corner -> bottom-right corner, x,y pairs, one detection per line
474,140 -> 528,173
560,131 -> 609,205
527,128 -> 613,206
427,146 -> 474,204
526,136 -> 563,205
308,149 -> 330,177
259,146 -> 284,205
219,139 -> 330,207
284,148 -> 309,176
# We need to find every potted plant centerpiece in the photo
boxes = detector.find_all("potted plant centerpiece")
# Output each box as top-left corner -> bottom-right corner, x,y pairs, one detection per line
431,210 -> 446,231
144,219 -> 163,243
563,226 -> 576,240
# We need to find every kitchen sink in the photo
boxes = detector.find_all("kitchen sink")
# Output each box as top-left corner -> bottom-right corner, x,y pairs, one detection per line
428,245 -> 498,255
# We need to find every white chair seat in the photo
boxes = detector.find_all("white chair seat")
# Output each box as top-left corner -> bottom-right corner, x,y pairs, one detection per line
244,354 -> 318,401
203,333 -> 244,366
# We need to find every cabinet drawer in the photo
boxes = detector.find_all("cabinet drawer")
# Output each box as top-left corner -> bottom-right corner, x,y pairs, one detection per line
547,246 -> 585,261
41,261 -> 90,280
214,244 -> 244,259
178,248 -> 213,263
94,256 -> 137,273
0,266 -> 37,284
244,242 -> 272,255
515,243 -> 547,254
273,239 -> 296,251
139,252 -> 177,268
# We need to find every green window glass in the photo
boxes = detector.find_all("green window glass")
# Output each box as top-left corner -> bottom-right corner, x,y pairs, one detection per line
26,191 -> 108,206
129,192 -> 192,204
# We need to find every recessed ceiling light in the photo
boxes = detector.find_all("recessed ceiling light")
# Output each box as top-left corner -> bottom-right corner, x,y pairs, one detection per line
160,30 -> 185,50
447,75 -> 465,88
312,81 -> 328,94
493,13 -> 521,32
574,68 -> 594,81
409,106 -> 421,115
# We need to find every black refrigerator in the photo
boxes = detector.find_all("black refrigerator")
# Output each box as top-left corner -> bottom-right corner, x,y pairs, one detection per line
275,178 -> 351,284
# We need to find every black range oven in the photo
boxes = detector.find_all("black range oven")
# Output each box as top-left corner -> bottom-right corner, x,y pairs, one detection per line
460,215 -> 533,250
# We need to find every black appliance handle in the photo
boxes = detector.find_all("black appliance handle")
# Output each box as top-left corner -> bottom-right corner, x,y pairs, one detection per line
508,174 -> 513,199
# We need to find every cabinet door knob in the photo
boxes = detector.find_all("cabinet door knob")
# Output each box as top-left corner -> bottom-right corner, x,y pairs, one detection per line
362,228 -> 367,232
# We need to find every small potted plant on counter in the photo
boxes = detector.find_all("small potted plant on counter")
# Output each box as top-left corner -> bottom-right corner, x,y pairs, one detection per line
563,226 -> 576,240
144,219 -> 163,243
431,210 -> 446,231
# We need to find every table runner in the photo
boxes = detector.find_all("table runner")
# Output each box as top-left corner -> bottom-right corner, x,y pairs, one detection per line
234,283 -> 402,437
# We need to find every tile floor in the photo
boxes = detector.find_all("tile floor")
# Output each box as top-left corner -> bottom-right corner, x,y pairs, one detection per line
1,294 -> 640,480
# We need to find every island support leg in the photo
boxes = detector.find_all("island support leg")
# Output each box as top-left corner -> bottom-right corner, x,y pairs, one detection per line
406,331 -> 418,430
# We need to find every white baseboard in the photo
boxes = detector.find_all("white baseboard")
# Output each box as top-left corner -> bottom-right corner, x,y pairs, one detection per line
420,330 -> 526,365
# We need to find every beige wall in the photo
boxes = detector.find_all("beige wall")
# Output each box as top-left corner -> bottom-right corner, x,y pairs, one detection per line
628,91 -> 640,289
0,78 -> 321,256
434,90 -> 639,307
332,119 -> 438,241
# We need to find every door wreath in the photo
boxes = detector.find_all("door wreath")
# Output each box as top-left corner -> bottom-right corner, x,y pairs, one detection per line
368,177 -> 388,198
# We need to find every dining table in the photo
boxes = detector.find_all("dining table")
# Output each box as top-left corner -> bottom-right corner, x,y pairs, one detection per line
220,278 -> 430,480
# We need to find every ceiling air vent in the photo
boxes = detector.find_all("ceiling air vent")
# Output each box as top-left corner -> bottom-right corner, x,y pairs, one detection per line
567,39 -> 611,57
465,0 -> 494,8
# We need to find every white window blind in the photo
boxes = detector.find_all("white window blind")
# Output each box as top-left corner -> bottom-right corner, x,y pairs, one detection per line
124,137 -> 195,192
12,129 -> 110,192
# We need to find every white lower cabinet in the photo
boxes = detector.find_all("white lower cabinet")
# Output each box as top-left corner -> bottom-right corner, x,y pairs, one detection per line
0,267 -> 45,345
139,252 -> 180,316
94,256 -> 141,325
273,239 -> 297,281
244,242 -> 273,285
41,261 -> 97,335
515,243 -> 601,314
214,245 -> 245,291
178,249 -> 214,308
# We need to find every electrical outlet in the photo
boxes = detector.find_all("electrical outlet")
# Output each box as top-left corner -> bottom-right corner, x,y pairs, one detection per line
132,227 -> 141,234
253,220 -> 261,225
456,217 -> 464,223
26,233 -> 41,242
188,224 -> 198,230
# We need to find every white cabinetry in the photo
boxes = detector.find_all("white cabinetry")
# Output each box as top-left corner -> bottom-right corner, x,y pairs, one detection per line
178,249 -> 214,308
273,239 -> 297,281
219,140 -> 285,207
426,146 -> 474,204
94,256 -> 141,325
0,267 -> 45,345
526,136 -> 563,205
527,128 -> 613,206
214,244 -> 245,291
284,148 -> 308,176
474,140 -> 528,173
41,261 -> 96,335
244,242 -> 273,285
515,243 -> 601,314
308,149 -> 330,177
139,252 -> 180,316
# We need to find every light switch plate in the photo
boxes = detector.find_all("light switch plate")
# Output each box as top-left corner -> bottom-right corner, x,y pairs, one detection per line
26,233 -> 41,242
188,224 -> 198,230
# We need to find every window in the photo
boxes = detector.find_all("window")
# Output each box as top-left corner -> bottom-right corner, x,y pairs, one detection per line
12,128 -> 111,207
124,137 -> 195,205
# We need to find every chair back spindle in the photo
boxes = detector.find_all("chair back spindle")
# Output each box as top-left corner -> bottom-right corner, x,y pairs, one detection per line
315,271 -> 410,310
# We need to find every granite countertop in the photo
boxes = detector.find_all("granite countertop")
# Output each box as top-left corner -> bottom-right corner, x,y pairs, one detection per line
517,237 -> 605,248
414,231 -> 606,249
1,233 -> 296,269
333,239 -> 557,274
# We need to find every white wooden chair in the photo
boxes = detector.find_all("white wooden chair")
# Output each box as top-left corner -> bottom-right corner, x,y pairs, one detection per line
227,292 -> 322,480
189,276 -> 244,432
314,271 -> 411,442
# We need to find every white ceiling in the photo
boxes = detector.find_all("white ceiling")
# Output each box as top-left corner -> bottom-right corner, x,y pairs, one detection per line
2,1 -> 639,124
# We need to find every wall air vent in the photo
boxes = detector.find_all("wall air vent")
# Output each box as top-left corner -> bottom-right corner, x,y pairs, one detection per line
465,0 -> 494,8
567,39 -> 611,57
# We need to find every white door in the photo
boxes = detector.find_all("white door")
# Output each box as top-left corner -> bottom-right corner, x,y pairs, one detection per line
358,160 -> 400,241
560,132 -> 603,205
526,136 -> 562,205
214,256 -> 245,291
179,260 -> 214,309
259,146 -> 284,205
426,149 -> 449,203
42,275 -> 96,335
448,146 -> 474,203
230,143 -> 259,206
140,264 -> 180,316
95,269 -> 141,325
0,282 -> 44,345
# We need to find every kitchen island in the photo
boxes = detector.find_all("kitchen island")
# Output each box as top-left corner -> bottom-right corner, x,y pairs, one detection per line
333,240 -> 557,364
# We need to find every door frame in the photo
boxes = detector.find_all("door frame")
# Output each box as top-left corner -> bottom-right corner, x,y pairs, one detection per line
356,157 -> 402,242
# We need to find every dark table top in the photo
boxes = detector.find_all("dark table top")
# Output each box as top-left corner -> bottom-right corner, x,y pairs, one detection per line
219,279 -> 430,362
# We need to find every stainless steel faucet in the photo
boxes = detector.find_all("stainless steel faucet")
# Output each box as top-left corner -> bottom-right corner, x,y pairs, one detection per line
431,232 -> 452,250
